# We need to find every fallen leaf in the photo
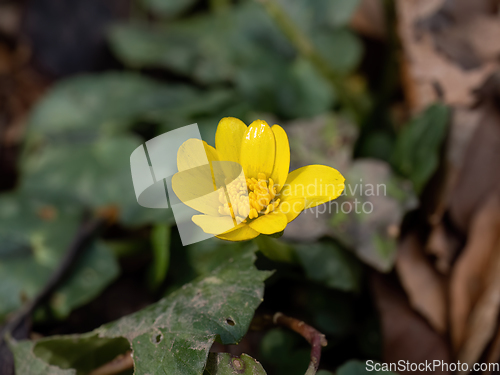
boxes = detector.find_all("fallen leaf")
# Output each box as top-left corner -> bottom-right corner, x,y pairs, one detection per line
397,0 -> 496,111
457,219 -> 500,373
396,231 -> 447,333
425,222 -> 460,275
371,272 -> 451,375
448,103 -> 500,232
484,318 -> 500,374
450,193 -> 500,351
349,0 -> 386,40
433,15 -> 500,69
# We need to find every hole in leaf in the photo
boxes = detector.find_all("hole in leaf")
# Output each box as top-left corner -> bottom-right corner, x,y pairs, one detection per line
33,335 -> 130,373
151,333 -> 163,344
226,318 -> 235,326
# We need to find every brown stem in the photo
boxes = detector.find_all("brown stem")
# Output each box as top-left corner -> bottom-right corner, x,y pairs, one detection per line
89,351 -> 134,375
271,312 -> 328,375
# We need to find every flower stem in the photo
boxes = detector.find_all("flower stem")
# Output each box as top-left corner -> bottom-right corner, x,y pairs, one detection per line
254,235 -> 297,263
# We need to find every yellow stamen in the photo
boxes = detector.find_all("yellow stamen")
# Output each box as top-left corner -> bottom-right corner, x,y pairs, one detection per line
218,172 -> 279,221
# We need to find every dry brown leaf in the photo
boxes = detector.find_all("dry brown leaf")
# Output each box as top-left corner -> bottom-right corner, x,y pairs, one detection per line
449,103 -> 500,232
426,222 -> 460,274
460,16 -> 500,62
396,231 -> 448,333
450,194 -> 500,351
349,0 -> 386,40
435,0 -> 498,23
457,225 -> 500,374
420,107 -> 481,273
484,316 -> 500,374
371,271 -> 451,375
397,0 -> 496,111
432,14 -> 500,71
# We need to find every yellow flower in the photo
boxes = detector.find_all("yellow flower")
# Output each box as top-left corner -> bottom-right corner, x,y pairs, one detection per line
172,117 -> 345,241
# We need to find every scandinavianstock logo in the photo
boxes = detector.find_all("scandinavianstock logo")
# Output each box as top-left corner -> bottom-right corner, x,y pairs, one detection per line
130,124 -> 248,246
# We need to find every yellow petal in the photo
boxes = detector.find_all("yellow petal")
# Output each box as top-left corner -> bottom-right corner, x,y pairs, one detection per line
192,215 -> 236,234
240,119 -> 275,180
269,125 -> 290,193
279,165 -> 345,208
248,212 -> 287,235
275,198 -> 306,223
216,224 -> 260,241
177,138 -> 218,172
215,117 -> 247,163
172,168 -> 222,216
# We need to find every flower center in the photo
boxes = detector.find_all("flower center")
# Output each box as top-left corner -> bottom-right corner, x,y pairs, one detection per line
218,172 -> 280,222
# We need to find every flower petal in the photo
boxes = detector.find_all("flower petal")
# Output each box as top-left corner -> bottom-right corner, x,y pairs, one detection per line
177,138 -> 218,172
240,119 -> 275,179
216,224 -> 260,241
269,125 -> 290,193
275,198 -> 306,223
192,215 -> 236,234
248,212 -> 287,235
215,117 -> 247,163
172,170 -> 222,216
279,165 -> 345,208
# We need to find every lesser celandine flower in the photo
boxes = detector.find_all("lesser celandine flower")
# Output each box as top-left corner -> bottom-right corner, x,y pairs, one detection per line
173,117 -> 345,241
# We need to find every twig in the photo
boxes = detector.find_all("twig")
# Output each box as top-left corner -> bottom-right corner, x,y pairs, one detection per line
89,351 -> 134,375
271,312 -> 328,375
0,212 -> 111,375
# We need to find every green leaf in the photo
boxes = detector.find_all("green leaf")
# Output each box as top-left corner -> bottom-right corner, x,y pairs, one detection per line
108,3 -> 292,84
23,251 -> 271,374
49,241 -> 119,319
108,5 -> 334,118
0,193 -> 119,321
312,29 -> 363,74
21,134 -> 173,227
187,237 -> 257,276
26,72 -> 201,140
322,0 -> 362,28
204,353 -> 267,375
338,360 -> 397,375
294,241 -> 363,292
391,104 -> 450,194
148,224 -> 171,290
7,339 -> 76,375
235,54 -> 335,119
108,20 -> 236,84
